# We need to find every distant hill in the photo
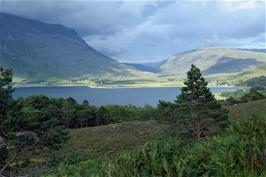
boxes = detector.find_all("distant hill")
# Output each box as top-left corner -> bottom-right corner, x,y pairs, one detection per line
0,13 -> 141,82
203,57 -> 263,75
124,61 -> 163,73
159,47 -> 266,77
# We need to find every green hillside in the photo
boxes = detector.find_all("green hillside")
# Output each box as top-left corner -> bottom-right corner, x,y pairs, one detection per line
0,13 -> 145,83
49,99 -> 266,160
228,99 -> 266,119
45,100 -> 266,177
49,117 -> 266,177
51,120 -> 175,160
31,100 -> 266,164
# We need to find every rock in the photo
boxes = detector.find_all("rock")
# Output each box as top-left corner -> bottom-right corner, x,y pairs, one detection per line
0,135 -> 4,144
263,149 -> 266,164
16,131 -> 35,137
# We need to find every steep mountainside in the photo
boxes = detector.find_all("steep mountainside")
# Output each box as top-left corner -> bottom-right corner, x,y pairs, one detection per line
0,13 -> 139,82
159,47 -> 266,76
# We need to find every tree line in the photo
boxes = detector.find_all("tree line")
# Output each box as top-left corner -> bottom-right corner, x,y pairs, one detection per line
11,95 -> 157,129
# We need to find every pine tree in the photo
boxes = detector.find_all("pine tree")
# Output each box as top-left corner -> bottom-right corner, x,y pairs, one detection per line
0,68 -> 13,119
76,100 -> 94,128
176,65 -> 228,140
96,106 -> 110,125
0,67 -> 70,173
0,67 -> 13,171
0,67 -> 14,136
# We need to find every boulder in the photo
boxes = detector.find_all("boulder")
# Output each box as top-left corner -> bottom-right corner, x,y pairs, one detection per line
0,135 -> 4,144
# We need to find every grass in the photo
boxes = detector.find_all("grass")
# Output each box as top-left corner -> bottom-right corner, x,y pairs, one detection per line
49,120 -> 175,160
214,93 -> 227,100
228,99 -> 266,119
14,67 -> 266,88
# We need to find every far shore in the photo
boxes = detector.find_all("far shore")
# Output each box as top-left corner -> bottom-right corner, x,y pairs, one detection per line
13,83 -> 248,90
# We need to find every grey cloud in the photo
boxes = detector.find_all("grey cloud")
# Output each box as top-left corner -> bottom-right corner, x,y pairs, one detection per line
1,0 -> 155,36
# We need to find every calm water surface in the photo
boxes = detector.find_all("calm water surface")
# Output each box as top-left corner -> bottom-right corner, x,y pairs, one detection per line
14,86 -> 244,106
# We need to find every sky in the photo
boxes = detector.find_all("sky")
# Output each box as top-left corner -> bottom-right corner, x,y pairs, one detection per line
0,0 -> 265,63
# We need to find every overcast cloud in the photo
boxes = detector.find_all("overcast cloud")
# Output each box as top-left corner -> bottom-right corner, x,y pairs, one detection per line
0,0 -> 265,62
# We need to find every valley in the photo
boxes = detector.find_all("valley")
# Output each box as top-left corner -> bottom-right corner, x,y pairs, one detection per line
0,13 -> 265,88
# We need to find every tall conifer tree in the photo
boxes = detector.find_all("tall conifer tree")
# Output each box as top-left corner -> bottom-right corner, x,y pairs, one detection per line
0,67 -> 13,136
176,65 -> 228,140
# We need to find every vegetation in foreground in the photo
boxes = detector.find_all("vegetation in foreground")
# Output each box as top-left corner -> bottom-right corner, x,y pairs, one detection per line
47,116 -> 266,177
1,65 -> 266,176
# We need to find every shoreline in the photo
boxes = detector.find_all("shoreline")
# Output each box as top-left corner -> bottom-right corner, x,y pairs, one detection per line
13,84 -> 247,89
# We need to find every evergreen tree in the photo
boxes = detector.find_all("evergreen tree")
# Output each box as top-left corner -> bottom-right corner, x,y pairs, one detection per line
0,67 -> 13,135
176,65 -> 228,140
61,99 -> 76,128
157,100 -> 178,122
0,67 -> 13,172
240,88 -> 264,102
0,68 -> 69,174
76,100 -> 94,128
96,106 -> 110,125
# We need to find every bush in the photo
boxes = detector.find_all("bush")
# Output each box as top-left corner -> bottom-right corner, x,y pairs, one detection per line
225,88 -> 265,105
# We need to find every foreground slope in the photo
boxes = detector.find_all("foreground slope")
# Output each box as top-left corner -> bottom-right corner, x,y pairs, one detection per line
0,13 -> 141,82
228,99 -> 266,119
44,100 -> 266,160
47,100 -> 266,177
37,120 -> 174,160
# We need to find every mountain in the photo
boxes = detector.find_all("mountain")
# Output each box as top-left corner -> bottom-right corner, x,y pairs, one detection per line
159,47 -> 266,77
124,61 -> 163,73
0,13 -> 264,86
0,13 -> 140,83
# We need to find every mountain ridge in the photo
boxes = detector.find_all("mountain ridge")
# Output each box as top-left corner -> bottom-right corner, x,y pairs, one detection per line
0,13 -> 265,86
159,47 -> 266,76
0,12 -> 141,82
